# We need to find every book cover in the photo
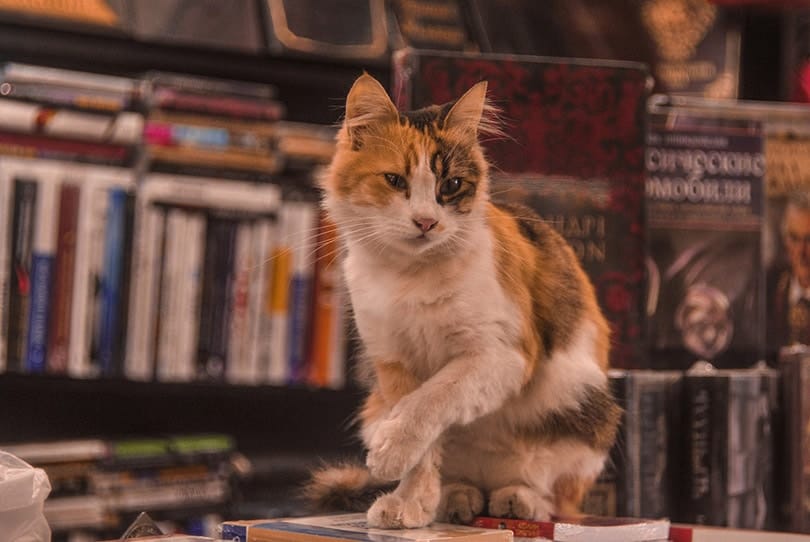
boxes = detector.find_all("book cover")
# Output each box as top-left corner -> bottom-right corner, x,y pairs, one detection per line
583,369 -> 683,519
646,106 -> 765,370
46,182 -> 80,374
221,513 -> 513,542
680,362 -> 779,529
639,0 -> 741,99
7,177 -> 38,372
24,175 -> 58,373
472,515 -> 670,542
779,346 -> 810,533
393,48 -> 650,369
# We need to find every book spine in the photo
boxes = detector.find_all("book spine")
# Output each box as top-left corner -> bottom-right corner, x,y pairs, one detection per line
96,188 -> 129,376
256,218 -> 279,384
267,218 -> 292,386
113,193 -> 136,374
124,204 -> 164,381
46,183 -> 80,374
177,212 -> 205,383
2,62 -> 135,94
0,167 -> 13,372
3,81 -> 131,112
246,218 -> 272,385
285,202 -> 317,384
24,177 -> 58,373
0,131 -> 130,166
8,178 -> 38,372
307,213 -> 343,388
197,217 -> 237,382
152,88 -> 285,121
67,181 -> 94,379
156,209 -> 185,382
226,221 -> 253,384
86,186 -> 111,378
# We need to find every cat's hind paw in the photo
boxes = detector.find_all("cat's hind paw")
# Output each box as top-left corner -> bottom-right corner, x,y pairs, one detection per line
367,493 -> 435,529
488,485 -> 553,521
438,483 -> 484,524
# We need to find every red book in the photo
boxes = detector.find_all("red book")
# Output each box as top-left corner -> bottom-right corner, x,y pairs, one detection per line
393,49 -> 650,369
46,183 -> 80,374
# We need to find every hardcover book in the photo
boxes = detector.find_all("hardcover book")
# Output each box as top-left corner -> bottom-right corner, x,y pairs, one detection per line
646,101 -> 765,370
779,345 -> 810,533
679,362 -> 779,529
583,369 -> 683,519
393,48 -> 650,368
221,513 -> 513,542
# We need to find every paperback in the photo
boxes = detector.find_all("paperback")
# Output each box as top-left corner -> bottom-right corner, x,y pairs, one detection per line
220,513 -> 513,542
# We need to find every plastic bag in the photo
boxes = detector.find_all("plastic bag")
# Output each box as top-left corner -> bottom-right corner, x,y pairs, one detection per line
0,450 -> 51,542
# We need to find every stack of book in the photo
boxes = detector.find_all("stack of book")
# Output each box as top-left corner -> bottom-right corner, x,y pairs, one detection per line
0,63 -> 142,378
2,433 -> 239,540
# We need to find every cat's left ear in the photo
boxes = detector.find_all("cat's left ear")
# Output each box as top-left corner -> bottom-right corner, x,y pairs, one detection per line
444,81 -> 488,135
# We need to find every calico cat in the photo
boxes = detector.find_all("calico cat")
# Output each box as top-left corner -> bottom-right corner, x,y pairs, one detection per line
308,74 -> 621,529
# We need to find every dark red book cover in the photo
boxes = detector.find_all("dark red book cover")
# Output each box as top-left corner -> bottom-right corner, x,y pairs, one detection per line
46,183 -> 80,374
393,49 -> 650,369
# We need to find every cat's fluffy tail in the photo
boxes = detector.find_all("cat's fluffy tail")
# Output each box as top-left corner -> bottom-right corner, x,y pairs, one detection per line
303,462 -> 396,513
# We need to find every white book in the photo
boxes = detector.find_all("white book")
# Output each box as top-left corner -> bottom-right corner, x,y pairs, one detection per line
156,209 -> 185,382
225,221 -> 254,385
139,173 -> 281,214
176,212 -> 205,382
247,218 -> 274,384
2,62 -> 137,94
124,205 -> 165,381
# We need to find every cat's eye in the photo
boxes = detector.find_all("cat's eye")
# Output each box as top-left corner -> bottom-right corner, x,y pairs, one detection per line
385,173 -> 407,191
440,177 -> 462,196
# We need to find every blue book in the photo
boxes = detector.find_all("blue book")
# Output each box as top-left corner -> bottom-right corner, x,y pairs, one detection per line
97,188 -> 128,376
24,179 -> 57,373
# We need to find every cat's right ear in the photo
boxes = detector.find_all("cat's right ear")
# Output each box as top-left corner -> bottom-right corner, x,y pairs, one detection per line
344,73 -> 398,148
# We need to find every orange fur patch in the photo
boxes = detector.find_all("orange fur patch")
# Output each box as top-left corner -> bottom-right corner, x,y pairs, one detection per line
552,474 -> 593,517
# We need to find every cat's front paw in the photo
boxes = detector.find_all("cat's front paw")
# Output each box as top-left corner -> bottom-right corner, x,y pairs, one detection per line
367,493 -> 435,529
489,485 -> 553,520
438,483 -> 485,524
366,414 -> 428,481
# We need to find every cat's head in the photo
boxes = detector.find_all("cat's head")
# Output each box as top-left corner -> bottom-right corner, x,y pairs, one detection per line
322,73 -> 498,260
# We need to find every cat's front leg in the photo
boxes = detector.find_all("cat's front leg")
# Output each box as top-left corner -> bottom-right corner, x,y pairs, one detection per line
367,442 -> 442,528
367,347 -> 525,482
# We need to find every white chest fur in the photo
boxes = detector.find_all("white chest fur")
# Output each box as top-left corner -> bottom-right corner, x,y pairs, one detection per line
343,239 -> 518,379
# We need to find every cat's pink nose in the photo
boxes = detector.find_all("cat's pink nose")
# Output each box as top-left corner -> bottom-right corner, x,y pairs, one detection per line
413,217 -> 438,233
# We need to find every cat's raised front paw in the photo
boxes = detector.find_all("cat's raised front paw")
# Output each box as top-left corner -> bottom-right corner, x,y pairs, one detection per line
367,493 -> 435,529
366,415 -> 428,481
488,485 -> 553,521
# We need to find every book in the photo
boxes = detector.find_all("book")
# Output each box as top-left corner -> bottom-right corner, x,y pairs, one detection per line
472,515 -> 671,542
646,100 -> 765,370
583,369 -> 683,519
6,176 -> 37,372
0,159 -> 13,372
389,0 -> 473,51
0,97 -> 143,144
639,0 -> 741,98
0,0 -> 124,28
24,172 -> 59,373
46,182 -> 80,374
150,87 -> 286,122
0,80 -> 133,112
144,71 -> 277,100
779,345 -> 810,533
669,523 -> 810,542
220,513 -> 514,542
0,130 -> 131,166
680,362 -> 779,529
393,48 -> 650,369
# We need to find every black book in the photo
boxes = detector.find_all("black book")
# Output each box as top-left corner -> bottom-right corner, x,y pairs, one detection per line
7,178 -> 38,372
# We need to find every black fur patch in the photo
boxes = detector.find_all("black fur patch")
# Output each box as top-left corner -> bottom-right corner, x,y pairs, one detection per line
518,385 -> 622,451
400,102 -> 454,132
